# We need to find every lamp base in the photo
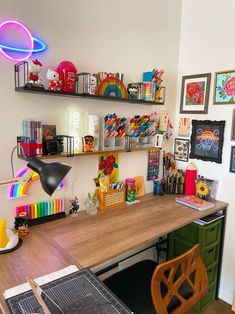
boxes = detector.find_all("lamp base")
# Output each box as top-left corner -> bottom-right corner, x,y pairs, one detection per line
0,238 -> 22,254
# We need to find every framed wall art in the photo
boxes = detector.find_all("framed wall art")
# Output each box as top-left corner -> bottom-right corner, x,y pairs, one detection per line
178,117 -> 191,137
229,146 -> 235,173
231,110 -> 235,140
214,70 -> 235,104
190,120 -> 225,163
180,73 -> 211,114
174,138 -> 189,162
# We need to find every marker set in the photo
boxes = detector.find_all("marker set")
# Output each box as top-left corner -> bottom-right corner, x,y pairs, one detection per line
15,199 -> 65,220
104,114 -> 127,138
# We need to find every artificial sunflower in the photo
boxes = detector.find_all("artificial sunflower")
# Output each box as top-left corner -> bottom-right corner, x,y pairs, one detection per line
196,180 -> 209,197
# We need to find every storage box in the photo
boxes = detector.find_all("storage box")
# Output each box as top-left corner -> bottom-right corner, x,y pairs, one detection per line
97,187 -> 126,210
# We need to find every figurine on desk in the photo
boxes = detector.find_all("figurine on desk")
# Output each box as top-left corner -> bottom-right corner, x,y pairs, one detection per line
69,196 -> 79,217
26,59 -> 44,90
14,212 -> 29,238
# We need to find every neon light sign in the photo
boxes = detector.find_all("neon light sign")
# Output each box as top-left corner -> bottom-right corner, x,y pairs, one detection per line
0,20 -> 46,62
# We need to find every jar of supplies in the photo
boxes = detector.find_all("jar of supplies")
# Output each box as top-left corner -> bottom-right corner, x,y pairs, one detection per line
125,178 -> 136,203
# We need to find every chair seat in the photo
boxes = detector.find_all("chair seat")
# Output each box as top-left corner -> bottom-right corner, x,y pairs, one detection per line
103,259 -> 194,314
104,260 -> 157,314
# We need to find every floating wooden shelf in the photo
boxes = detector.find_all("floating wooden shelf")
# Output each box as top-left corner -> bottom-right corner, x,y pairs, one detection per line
18,146 -> 160,160
15,87 -> 164,105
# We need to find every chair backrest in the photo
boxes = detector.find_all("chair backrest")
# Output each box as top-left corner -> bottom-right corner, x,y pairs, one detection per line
151,244 -> 209,314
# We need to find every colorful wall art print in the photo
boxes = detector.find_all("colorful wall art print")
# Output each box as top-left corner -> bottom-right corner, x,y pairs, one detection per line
98,152 -> 119,183
178,117 -> 191,137
190,120 -> 225,163
174,138 -> 189,162
214,70 -> 235,104
180,73 -> 211,114
229,146 -> 235,173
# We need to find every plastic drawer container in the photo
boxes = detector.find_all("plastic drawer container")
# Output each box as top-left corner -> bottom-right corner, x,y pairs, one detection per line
193,281 -> 216,313
168,237 -> 219,267
206,262 -> 218,285
174,219 -> 222,247
202,244 -> 219,267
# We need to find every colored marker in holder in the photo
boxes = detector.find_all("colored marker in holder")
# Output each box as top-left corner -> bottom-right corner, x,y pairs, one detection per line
15,199 -> 65,226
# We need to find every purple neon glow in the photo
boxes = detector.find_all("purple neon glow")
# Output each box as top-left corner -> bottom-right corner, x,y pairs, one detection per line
0,20 -> 47,62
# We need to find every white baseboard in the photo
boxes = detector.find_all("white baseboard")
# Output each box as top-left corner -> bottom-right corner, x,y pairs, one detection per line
219,289 -> 233,305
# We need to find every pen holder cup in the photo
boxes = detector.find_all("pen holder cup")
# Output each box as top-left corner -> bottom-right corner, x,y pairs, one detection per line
97,187 -> 126,211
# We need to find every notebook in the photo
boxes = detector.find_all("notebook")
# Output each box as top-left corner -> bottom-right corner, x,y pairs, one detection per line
176,195 -> 215,211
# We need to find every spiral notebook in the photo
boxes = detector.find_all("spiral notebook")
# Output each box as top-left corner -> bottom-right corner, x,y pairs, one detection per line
176,195 -> 215,211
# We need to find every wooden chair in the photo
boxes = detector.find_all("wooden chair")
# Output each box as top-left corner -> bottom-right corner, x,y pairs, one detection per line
103,244 -> 209,314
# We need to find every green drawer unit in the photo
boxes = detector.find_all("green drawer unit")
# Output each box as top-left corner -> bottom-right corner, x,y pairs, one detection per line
168,235 -> 220,267
173,219 -> 222,247
193,280 -> 216,313
167,218 -> 222,312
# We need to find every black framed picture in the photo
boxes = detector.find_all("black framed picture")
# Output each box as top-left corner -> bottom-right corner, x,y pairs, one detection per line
190,120 -> 225,163
174,138 -> 189,162
229,146 -> 235,172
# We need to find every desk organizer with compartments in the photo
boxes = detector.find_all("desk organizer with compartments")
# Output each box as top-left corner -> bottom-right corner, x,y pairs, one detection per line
97,187 -> 126,210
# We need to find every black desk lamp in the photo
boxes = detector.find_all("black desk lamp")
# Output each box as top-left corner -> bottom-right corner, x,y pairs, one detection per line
0,146 -> 71,197
27,157 -> 71,196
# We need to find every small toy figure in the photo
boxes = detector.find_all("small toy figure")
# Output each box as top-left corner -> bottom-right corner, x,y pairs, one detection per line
82,135 -> 95,152
47,69 -> 62,91
28,59 -> 43,84
69,196 -> 79,216
14,212 -> 29,238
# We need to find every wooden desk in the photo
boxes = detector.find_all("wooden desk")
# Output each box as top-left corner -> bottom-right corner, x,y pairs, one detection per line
0,194 -> 228,312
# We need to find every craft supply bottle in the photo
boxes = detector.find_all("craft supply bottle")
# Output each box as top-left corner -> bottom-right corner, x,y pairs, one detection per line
125,178 -> 136,203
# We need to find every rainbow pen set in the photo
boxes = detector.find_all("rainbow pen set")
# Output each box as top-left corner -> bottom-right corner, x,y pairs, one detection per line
15,199 -> 65,225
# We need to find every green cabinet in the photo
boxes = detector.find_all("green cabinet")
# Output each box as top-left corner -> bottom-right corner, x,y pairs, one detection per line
168,218 -> 222,312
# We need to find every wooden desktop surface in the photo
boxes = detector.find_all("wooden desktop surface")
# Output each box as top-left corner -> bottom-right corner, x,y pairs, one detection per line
0,194 -> 228,312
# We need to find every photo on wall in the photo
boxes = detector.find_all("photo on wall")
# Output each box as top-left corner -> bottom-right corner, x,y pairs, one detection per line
214,70 -> 235,105
174,138 -> 189,162
180,73 -> 211,114
190,120 -> 225,164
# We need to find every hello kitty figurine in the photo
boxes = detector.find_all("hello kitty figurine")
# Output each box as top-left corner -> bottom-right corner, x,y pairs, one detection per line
28,59 -> 43,84
47,69 -> 62,91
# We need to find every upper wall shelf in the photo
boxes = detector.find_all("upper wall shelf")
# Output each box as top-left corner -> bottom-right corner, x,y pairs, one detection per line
18,146 -> 160,160
15,87 -> 164,105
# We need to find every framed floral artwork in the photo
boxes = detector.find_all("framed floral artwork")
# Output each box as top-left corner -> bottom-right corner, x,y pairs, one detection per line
190,120 -> 225,164
214,70 -> 235,104
174,138 -> 189,162
180,73 -> 211,114
229,146 -> 235,173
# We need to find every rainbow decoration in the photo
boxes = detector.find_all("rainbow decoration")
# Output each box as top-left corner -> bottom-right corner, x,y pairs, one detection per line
16,198 -> 64,220
9,167 -> 64,199
97,77 -> 128,99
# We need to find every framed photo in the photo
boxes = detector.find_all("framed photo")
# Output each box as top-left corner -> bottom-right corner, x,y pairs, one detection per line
214,70 -> 235,104
174,138 -> 189,162
231,110 -> 235,140
229,146 -> 235,172
180,73 -> 211,114
190,120 -> 225,163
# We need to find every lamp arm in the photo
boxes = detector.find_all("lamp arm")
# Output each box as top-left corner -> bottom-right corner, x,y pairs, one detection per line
0,168 -> 34,187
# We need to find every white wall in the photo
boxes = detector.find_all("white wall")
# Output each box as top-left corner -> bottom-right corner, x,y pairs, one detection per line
0,1 -> 182,225
176,0 -> 235,304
